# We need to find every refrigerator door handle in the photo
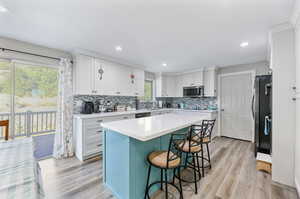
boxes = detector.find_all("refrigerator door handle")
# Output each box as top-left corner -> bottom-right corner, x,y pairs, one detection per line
251,94 -> 255,119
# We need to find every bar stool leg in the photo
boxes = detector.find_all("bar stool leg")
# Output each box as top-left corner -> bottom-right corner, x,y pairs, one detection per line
164,169 -> 168,199
173,168 -> 176,184
161,168 -> 163,190
196,153 -> 202,180
144,165 -> 152,199
184,153 -> 189,168
192,154 -> 198,194
206,143 -> 211,169
177,167 -> 183,199
201,145 -> 205,177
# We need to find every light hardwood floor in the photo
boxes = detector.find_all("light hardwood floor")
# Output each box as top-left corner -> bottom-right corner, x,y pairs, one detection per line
39,137 -> 299,199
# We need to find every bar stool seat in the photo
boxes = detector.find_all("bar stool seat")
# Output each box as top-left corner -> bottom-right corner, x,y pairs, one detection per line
144,133 -> 185,199
192,136 -> 211,143
148,151 -> 181,168
177,140 -> 202,153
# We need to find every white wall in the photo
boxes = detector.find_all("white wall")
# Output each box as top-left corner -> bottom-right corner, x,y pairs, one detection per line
270,25 -> 296,187
218,61 -> 269,76
0,36 -> 72,65
291,1 -> 300,194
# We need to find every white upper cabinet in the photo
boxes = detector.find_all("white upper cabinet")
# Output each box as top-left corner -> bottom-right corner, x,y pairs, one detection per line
165,76 -> 177,97
204,68 -> 217,97
74,54 -> 94,95
175,75 -> 183,97
181,71 -> 203,87
130,68 -> 145,97
156,68 -> 217,98
74,54 -> 145,96
156,75 -> 179,97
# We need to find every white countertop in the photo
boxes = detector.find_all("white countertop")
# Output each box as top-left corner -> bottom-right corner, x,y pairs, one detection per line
101,111 -> 209,141
74,108 -> 217,119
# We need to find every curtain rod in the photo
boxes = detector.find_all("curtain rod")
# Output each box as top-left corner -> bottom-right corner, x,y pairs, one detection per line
0,47 -> 73,64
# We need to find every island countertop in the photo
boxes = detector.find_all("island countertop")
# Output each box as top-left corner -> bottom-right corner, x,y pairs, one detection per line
101,111 -> 208,141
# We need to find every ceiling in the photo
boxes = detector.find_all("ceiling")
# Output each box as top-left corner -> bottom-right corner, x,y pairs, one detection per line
0,0 -> 295,72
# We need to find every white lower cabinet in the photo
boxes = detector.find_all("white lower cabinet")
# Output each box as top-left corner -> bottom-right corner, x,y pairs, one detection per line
74,114 -> 135,161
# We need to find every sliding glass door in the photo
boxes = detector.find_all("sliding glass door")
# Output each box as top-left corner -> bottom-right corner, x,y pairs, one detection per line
0,60 -> 12,138
0,60 -> 59,139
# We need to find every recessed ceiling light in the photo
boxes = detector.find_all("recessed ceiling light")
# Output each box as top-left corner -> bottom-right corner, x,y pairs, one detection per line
240,42 -> 249,48
0,5 -> 8,13
115,46 -> 122,52
162,62 -> 167,67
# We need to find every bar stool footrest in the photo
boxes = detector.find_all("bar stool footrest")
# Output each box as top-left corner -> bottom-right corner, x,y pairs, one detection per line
173,165 -> 201,183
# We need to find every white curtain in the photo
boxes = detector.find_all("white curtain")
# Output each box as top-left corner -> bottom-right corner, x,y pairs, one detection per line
53,58 -> 74,159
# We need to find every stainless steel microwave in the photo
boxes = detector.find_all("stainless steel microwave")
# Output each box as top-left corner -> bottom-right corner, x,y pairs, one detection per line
183,86 -> 204,97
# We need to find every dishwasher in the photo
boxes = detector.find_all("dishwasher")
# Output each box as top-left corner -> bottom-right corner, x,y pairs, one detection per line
135,112 -> 151,118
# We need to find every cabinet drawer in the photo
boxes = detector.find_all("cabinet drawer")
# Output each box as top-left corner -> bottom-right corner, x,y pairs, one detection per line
83,118 -> 103,126
84,134 -> 102,155
84,127 -> 103,137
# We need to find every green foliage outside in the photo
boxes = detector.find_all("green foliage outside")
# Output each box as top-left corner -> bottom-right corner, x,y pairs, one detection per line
0,63 -> 58,98
143,80 -> 153,101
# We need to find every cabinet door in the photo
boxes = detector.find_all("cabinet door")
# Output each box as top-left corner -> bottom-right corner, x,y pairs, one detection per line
161,76 -> 168,97
94,59 -> 118,95
204,69 -> 217,97
166,76 -> 176,97
115,64 -> 131,96
132,69 -> 145,97
74,55 -> 94,95
175,75 -> 183,97
182,73 -> 192,87
193,71 -> 204,86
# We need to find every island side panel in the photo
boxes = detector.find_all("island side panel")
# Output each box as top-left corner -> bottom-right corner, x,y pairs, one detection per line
129,127 -> 189,199
104,129 -> 131,199
129,136 -> 162,199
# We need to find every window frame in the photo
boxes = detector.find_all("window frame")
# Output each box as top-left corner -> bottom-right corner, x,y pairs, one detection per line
140,79 -> 155,102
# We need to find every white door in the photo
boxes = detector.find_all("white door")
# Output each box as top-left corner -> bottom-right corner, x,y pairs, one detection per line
220,72 -> 254,141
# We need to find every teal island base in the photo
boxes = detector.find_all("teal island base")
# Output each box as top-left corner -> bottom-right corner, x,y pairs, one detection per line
103,127 -> 188,199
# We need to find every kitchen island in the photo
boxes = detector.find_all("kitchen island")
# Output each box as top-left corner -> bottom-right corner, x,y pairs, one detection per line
101,111 -> 208,199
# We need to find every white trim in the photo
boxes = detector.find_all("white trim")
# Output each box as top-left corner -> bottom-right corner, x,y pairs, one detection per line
269,22 -> 294,35
11,59 -> 59,69
73,49 -> 144,70
217,70 -> 256,142
163,66 -> 218,76
296,177 -> 300,197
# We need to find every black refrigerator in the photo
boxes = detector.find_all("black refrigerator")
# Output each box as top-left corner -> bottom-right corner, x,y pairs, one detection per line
253,75 -> 272,156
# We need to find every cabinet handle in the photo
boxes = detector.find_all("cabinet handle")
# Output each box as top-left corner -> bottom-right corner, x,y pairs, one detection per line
97,144 -> 102,147
123,117 -> 128,119
116,92 -> 121,94
97,120 -> 103,122
96,130 -> 103,133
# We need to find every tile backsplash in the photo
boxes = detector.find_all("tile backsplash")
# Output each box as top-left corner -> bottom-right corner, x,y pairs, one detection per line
73,95 -> 137,114
156,97 -> 217,110
73,95 -> 218,114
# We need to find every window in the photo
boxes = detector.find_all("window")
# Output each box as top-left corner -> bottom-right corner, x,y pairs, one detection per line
143,80 -> 154,101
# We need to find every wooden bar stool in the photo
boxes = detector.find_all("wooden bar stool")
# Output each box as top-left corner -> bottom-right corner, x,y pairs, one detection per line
174,127 -> 202,194
191,119 -> 216,177
0,120 -> 9,141
144,133 -> 185,199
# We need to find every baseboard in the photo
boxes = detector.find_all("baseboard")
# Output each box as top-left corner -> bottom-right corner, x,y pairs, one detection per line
295,177 -> 300,197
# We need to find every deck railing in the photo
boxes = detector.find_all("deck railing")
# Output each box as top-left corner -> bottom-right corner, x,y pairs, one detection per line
0,111 -> 57,139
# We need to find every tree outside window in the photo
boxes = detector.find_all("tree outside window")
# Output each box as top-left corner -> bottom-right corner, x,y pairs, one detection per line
142,80 -> 153,101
